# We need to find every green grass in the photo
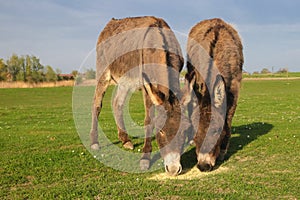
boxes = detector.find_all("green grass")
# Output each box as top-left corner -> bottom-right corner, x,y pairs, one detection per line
243,72 -> 300,78
0,80 -> 300,199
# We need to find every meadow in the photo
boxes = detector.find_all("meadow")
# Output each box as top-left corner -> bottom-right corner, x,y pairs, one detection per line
0,79 -> 299,199
242,71 -> 300,79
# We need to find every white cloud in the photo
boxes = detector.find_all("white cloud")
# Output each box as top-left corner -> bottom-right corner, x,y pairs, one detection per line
0,0 -> 300,73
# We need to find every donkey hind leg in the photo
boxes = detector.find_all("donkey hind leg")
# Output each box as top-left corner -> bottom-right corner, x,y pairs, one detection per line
113,85 -> 134,150
90,73 -> 110,150
140,89 -> 155,170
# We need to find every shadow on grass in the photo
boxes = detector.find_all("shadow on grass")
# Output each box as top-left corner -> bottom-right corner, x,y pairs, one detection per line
180,122 -> 274,174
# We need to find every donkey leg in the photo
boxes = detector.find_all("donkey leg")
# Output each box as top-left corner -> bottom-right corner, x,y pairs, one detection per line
187,98 -> 196,145
113,85 -> 134,150
140,89 -> 155,170
90,71 -> 110,150
219,93 -> 238,161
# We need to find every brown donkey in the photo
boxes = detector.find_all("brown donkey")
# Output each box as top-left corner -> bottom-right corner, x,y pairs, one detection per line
90,16 -> 189,176
182,18 -> 243,171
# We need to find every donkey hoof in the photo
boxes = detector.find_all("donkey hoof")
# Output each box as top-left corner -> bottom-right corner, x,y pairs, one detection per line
91,143 -> 100,150
140,159 -> 150,170
123,141 -> 134,150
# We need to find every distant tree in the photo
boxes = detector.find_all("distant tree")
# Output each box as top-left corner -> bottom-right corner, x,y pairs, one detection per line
18,56 -> 26,82
7,54 -> 21,81
253,71 -> 259,74
45,65 -> 57,82
1,54 -> 66,83
0,59 -> 7,81
56,69 -> 62,81
25,55 -> 33,82
277,68 -> 288,73
16,70 -> 24,81
75,75 -> 83,85
56,68 -> 62,74
261,68 -> 271,74
31,56 -> 44,82
85,68 -> 96,79
71,70 -> 78,78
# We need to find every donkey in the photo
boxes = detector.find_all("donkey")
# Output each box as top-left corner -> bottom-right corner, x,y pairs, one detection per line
90,16 -> 189,176
182,18 -> 243,171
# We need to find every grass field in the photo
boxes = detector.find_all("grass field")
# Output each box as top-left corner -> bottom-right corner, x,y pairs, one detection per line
243,72 -> 300,79
0,80 -> 299,199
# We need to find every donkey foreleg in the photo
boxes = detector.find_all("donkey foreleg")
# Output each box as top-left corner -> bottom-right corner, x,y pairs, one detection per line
140,89 -> 155,170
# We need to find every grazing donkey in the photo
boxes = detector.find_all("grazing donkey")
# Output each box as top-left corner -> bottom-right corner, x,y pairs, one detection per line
90,16 -> 189,176
182,18 -> 243,171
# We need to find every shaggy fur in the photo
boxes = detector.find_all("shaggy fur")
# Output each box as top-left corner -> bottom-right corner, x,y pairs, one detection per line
90,16 -> 188,175
183,18 -> 243,171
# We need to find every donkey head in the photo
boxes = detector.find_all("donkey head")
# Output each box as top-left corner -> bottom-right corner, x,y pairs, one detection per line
145,81 -> 190,176
182,70 -> 227,172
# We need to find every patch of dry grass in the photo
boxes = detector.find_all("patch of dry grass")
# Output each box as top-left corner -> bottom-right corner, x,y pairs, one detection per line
148,166 -> 230,180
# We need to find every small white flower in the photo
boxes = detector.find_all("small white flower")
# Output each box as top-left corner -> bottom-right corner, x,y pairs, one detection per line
238,145 -> 242,148
93,155 -> 97,158
137,149 -> 141,152
72,150 -> 75,153
247,135 -> 250,138
101,154 -> 104,158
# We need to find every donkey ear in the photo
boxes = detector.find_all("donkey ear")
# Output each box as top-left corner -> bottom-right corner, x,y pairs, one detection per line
181,71 -> 196,106
144,83 -> 165,105
142,72 -> 165,105
185,70 -> 196,91
213,75 -> 226,108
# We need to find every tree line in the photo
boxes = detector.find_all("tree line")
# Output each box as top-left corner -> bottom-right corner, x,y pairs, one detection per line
253,67 -> 289,74
0,53 -> 91,83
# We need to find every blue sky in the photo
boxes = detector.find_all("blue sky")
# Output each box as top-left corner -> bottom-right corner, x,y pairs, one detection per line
0,0 -> 299,73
